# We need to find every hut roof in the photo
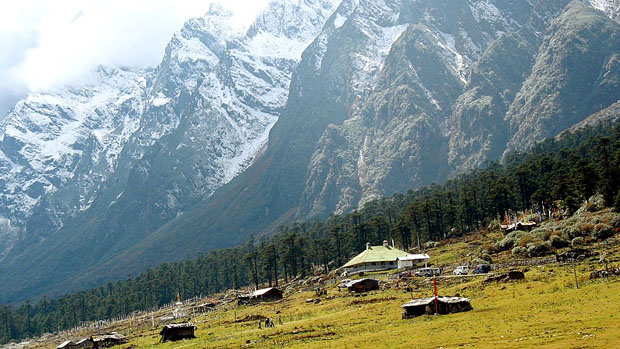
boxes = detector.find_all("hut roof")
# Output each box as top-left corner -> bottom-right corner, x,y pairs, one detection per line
345,278 -> 377,287
252,287 -> 281,297
397,253 -> 430,261
57,341 -> 75,349
93,332 -> 125,341
162,323 -> 196,330
343,245 -> 408,268
401,296 -> 471,308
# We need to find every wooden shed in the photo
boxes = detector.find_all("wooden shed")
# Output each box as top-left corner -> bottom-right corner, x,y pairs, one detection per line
92,332 -> 127,348
401,296 -> 472,318
346,278 -> 379,293
160,323 -> 196,342
238,287 -> 283,305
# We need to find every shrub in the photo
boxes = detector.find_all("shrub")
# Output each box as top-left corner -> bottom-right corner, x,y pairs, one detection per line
512,246 -> 527,256
526,241 -> 552,257
588,194 -> 605,212
563,225 -> 586,240
591,216 -> 604,225
609,214 -> 620,229
480,253 -> 493,264
578,223 -> 594,234
531,227 -> 552,241
482,242 -> 498,255
518,234 -> 537,247
488,220 -> 500,231
496,231 -> 526,251
550,235 -> 569,248
571,236 -> 585,247
592,223 -> 615,241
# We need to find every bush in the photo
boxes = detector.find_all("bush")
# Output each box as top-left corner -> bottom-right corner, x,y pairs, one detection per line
488,220 -> 500,231
512,246 -> 527,256
592,223 -> 615,241
550,235 -> 569,248
578,223 -> 594,234
531,227 -> 552,241
609,214 -> 620,229
571,236 -> 585,247
588,194 -> 605,212
518,234 -> 537,247
495,231 -> 526,251
480,253 -> 493,264
563,225 -> 586,240
526,241 -> 552,257
482,242 -> 498,255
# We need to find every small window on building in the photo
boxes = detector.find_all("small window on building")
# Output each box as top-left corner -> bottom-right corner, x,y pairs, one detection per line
389,261 -> 394,265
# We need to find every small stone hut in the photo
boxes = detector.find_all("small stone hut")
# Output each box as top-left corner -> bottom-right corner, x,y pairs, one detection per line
160,323 -> 196,342
401,296 -> 472,318
92,332 -> 127,348
346,278 -> 379,293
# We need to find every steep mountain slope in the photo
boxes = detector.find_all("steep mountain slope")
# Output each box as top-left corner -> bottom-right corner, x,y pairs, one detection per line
0,0 -> 340,302
0,67 -> 147,260
97,0 -> 620,276
504,1 -> 620,155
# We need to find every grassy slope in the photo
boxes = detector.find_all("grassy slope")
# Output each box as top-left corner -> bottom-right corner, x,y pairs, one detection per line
125,264 -> 619,348
29,225 -> 618,349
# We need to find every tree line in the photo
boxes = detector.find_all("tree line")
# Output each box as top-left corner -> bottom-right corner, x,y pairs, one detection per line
1,122 -> 620,343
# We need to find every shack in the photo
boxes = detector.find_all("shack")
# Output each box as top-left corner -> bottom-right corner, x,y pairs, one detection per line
346,278 -> 379,293
160,323 -> 196,342
92,332 -> 127,348
397,253 -> 430,269
195,302 -> 216,313
401,296 -> 472,318
501,221 -> 537,233
238,287 -> 283,305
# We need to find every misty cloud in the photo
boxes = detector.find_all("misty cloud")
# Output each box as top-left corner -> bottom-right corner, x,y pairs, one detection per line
0,0 -> 269,115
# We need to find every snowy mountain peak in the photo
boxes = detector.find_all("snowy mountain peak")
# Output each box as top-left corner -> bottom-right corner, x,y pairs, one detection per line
588,0 -> 620,21
243,0 -> 342,60
205,3 -> 235,18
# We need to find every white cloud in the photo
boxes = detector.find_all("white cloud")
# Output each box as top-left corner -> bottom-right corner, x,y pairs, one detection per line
0,0 -> 270,114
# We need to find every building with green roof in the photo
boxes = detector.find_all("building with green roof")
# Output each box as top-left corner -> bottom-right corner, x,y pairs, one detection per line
342,240 -> 409,274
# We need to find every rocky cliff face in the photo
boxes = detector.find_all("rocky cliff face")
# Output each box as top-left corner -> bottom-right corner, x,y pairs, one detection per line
81,0 -> 620,283
0,67 -> 147,259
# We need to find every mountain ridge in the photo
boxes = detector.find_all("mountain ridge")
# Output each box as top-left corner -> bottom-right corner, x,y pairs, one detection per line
1,0 -> 620,303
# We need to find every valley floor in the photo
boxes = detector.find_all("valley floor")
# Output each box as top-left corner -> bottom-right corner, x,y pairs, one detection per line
27,230 -> 620,349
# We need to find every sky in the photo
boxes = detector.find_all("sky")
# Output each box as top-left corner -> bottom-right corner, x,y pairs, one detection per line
0,0 -> 270,115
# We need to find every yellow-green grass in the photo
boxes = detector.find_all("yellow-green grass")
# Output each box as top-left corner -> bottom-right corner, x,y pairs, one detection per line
119,261 -> 619,349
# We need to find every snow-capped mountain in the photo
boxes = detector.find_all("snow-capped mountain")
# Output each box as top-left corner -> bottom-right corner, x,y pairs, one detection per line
0,0 -> 340,300
589,0 -> 620,21
0,66 -> 147,259
1,0 -> 620,303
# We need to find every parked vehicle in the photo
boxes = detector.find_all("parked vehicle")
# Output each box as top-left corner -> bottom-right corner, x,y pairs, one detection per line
453,266 -> 469,275
473,264 -> 491,274
414,267 -> 441,277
